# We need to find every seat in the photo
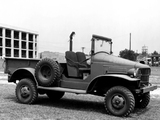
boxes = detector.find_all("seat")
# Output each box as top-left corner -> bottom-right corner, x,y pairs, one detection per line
65,51 -> 79,77
76,52 -> 89,68
76,52 -> 90,73
65,51 -> 90,78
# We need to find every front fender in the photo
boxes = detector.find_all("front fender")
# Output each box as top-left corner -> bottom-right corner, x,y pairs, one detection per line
87,74 -> 140,93
8,67 -> 37,84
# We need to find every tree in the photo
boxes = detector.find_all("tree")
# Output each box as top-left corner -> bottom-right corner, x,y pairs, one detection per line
152,51 -> 158,55
119,49 -> 138,61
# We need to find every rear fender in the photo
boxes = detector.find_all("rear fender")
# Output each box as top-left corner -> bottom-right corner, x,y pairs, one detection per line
8,68 -> 37,85
87,74 -> 140,93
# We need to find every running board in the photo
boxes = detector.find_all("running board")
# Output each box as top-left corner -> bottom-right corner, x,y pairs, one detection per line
37,86 -> 87,94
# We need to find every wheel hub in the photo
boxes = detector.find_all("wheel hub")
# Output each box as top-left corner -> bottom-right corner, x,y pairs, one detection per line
20,86 -> 30,98
41,66 -> 51,79
112,95 -> 125,109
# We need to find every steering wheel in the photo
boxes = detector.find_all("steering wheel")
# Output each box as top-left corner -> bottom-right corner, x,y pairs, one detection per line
92,51 -> 109,56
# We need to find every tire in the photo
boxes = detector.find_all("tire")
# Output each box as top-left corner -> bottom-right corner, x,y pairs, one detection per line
135,92 -> 150,108
35,58 -> 60,87
15,78 -> 38,104
46,91 -> 65,101
104,86 -> 135,117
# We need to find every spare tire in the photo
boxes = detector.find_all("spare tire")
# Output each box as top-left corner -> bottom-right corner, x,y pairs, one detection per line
35,58 -> 60,87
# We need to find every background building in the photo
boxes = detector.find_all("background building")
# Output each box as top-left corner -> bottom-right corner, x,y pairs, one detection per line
0,24 -> 38,59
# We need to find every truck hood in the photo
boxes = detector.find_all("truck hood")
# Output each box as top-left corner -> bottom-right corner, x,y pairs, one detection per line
92,52 -> 150,71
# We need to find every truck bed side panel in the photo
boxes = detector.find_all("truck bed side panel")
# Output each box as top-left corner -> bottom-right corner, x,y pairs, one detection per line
4,57 -> 40,74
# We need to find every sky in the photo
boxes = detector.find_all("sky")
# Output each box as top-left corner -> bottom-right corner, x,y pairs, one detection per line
0,0 -> 160,55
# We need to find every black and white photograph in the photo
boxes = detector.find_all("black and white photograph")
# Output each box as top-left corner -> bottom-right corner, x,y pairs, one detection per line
0,0 -> 160,119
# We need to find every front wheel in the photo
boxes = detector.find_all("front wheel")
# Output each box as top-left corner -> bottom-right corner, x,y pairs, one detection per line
104,86 -> 135,117
16,78 -> 38,104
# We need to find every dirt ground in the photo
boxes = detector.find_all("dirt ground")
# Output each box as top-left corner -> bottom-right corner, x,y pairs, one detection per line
150,67 -> 160,86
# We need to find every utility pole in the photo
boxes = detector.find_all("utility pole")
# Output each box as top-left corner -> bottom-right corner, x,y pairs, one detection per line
129,33 -> 131,50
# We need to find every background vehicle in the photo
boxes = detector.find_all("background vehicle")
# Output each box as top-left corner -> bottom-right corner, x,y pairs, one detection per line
4,34 -> 157,117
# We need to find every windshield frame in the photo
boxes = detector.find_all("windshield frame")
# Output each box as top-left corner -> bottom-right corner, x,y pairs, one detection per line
91,34 -> 112,55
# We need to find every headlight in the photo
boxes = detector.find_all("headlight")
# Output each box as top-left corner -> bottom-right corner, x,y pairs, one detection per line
127,68 -> 141,78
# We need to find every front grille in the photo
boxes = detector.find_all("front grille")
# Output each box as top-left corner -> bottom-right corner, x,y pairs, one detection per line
139,68 -> 150,86
140,68 -> 151,74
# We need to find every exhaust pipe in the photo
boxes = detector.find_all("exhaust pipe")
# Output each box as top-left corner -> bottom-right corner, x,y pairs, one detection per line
69,32 -> 75,51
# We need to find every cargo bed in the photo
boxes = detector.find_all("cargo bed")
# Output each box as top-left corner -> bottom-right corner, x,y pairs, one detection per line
4,57 -> 40,75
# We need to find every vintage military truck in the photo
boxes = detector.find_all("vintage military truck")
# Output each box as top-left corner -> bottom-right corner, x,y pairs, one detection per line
4,34 -> 157,117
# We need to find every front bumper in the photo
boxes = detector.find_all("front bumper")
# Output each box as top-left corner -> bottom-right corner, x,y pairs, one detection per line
142,85 -> 157,93
135,84 -> 157,94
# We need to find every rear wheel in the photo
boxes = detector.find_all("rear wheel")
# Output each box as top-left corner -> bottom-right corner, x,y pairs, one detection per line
46,91 -> 65,101
16,78 -> 38,104
104,86 -> 135,117
35,58 -> 60,87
